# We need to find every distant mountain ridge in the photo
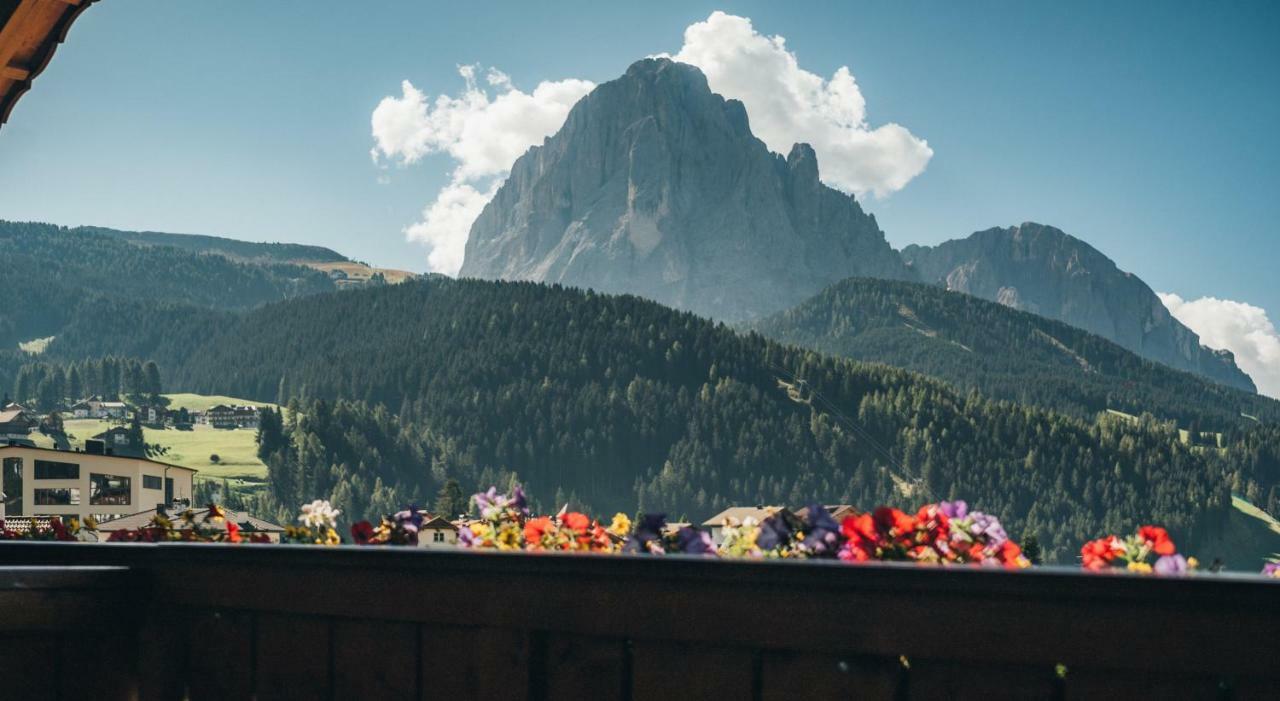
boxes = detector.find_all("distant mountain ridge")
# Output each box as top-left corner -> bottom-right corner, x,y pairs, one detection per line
751,277 -> 1278,428
79,225 -> 348,263
0,220 -> 335,348
460,58 -> 910,322
901,223 -> 1255,392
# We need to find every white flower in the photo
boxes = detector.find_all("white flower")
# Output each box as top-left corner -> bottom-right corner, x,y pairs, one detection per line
298,499 -> 340,529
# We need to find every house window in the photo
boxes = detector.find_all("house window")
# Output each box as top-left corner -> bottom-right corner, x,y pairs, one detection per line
433,531 -> 445,543
34,460 -> 80,480
2,457 -> 23,516
143,475 -> 162,490
90,474 -> 131,506
34,488 -> 80,505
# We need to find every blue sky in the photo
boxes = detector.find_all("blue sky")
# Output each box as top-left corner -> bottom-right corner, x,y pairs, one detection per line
1,1 -> 1278,387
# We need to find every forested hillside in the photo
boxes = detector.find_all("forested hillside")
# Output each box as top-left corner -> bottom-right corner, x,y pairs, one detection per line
751,278 -> 1280,430
80,225 -> 347,263
37,277 -> 1263,562
0,221 -> 335,347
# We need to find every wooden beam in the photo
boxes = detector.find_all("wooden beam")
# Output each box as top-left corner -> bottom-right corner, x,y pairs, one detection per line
1,65 -> 31,81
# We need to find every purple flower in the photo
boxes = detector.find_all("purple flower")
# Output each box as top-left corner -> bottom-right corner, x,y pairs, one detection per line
1154,554 -> 1190,576
800,503 -> 841,557
624,513 -> 667,554
675,527 -> 716,556
967,512 -> 1008,547
756,515 -> 791,550
394,507 -> 423,533
1262,562 -> 1279,578
510,485 -> 529,516
939,500 -> 968,519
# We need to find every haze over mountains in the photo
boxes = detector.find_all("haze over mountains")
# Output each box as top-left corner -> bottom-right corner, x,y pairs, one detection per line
458,59 -> 1255,394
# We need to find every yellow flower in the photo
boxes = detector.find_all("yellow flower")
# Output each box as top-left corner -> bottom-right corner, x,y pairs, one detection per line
1187,557 -> 1199,570
607,513 -> 632,538
496,523 -> 522,550
1127,561 -> 1153,574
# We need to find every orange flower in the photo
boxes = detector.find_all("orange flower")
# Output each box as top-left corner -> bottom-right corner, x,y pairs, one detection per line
523,517 -> 553,547
225,520 -> 241,543
563,512 -> 590,533
1137,526 -> 1175,556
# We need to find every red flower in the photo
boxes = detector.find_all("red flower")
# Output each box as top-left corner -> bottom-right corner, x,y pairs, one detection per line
1138,525 -> 1175,556
350,520 -> 375,545
873,507 -> 915,535
999,540 -> 1024,568
225,520 -> 242,543
1081,537 -> 1122,571
842,514 -> 874,542
563,512 -> 590,533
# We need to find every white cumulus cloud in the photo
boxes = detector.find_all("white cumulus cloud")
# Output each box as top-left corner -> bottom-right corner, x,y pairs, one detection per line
1160,293 -> 1280,399
666,11 -> 932,198
375,12 -> 931,273
370,65 -> 594,274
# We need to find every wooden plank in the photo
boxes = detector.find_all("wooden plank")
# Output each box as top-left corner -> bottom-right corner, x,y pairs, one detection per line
256,612 -> 331,701
137,608 -> 188,701
1064,670 -> 1231,700
761,650 -> 900,700
421,625 -> 529,701
631,641 -> 754,701
0,65 -> 30,80
333,619 -> 418,698
544,634 -> 628,700
0,634 -> 56,700
905,659 -> 1057,700
187,609 -> 254,701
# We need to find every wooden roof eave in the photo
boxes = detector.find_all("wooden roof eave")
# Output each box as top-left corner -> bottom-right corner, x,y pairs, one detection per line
0,0 -> 98,128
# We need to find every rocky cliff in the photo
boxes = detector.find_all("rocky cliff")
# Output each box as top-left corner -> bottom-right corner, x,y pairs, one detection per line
459,58 -> 910,322
902,223 -> 1256,392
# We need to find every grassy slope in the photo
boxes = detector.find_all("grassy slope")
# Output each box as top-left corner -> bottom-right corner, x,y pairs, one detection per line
1192,496 -> 1280,571
59,419 -> 268,482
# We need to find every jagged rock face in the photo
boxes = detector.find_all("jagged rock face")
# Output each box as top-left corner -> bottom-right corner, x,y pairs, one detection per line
459,58 -> 911,322
902,223 -> 1257,393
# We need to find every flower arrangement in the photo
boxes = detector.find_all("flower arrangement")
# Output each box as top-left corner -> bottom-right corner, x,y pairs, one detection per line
1079,525 -> 1196,575
449,486 -> 631,553
105,504 -> 271,543
283,499 -> 343,545
0,515 -> 90,541
5,483 -> 1277,578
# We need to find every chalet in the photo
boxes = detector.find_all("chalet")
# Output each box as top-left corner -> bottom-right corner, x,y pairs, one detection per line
794,504 -> 858,523
96,505 -> 286,543
207,404 -> 260,429
91,426 -> 139,454
418,515 -> 459,548
0,404 -> 35,439
96,401 -> 127,419
138,405 -> 167,425
70,400 -> 93,419
701,505 -> 795,545
0,444 -> 195,523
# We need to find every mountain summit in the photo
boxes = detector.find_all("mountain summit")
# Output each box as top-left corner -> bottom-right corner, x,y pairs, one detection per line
459,58 -> 910,321
902,223 -> 1256,392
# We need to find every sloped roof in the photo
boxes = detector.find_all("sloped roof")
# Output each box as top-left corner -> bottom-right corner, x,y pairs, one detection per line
0,0 -> 98,128
700,506 -> 791,528
97,507 -> 285,533
421,515 -> 458,531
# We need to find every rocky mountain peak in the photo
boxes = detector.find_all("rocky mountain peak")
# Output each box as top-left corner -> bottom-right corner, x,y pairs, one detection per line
903,223 -> 1257,392
459,59 -> 911,322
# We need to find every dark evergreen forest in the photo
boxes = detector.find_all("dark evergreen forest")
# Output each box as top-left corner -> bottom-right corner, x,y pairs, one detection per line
35,276 -> 1280,562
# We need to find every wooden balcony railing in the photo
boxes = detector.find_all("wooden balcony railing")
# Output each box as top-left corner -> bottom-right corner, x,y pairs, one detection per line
2,542 -> 1278,700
